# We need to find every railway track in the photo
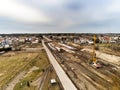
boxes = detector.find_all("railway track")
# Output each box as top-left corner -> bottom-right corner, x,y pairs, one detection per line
44,42 -> 78,90
59,53 -> 113,88
53,51 -> 110,90
57,51 -> 120,90
46,41 -> 120,90
52,52 -> 108,89
66,61 -> 112,89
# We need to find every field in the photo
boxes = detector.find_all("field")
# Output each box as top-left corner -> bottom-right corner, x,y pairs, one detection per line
0,50 -> 49,89
0,51 -> 39,89
0,43 -> 63,90
13,50 -> 50,90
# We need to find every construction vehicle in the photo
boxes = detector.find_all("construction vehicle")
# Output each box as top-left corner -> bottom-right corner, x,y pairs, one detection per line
92,35 -> 101,68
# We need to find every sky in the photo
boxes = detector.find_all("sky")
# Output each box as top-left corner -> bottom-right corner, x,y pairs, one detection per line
0,0 -> 120,33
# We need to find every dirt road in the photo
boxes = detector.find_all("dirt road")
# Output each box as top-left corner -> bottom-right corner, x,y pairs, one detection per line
4,71 -> 26,90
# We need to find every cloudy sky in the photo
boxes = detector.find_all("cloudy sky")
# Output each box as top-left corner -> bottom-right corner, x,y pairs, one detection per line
0,0 -> 120,33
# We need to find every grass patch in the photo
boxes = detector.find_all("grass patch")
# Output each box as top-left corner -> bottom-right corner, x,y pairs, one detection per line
0,52 -> 39,89
14,50 -> 50,90
0,49 -> 50,89
14,70 -> 41,90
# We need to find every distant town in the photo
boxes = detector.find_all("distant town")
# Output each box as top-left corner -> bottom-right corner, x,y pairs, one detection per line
0,33 -> 120,51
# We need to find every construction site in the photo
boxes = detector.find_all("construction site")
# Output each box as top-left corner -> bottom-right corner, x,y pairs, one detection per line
0,34 -> 120,90
1,0 -> 120,89
43,34 -> 120,90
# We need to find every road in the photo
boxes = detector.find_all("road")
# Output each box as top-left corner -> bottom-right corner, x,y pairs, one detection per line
42,40 -> 77,90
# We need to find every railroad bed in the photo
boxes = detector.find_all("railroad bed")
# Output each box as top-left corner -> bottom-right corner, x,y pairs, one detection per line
49,45 -> 120,90
46,41 -> 120,90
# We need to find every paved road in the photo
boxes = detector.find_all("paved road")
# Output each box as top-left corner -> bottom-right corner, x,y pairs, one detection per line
42,40 -> 77,90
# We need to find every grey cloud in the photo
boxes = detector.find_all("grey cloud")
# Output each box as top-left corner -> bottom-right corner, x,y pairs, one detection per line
0,0 -> 120,33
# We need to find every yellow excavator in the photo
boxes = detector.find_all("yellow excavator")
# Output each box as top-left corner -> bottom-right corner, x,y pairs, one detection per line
92,35 -> 101,68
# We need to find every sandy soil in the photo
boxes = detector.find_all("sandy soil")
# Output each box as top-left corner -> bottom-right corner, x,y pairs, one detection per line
82,48 -> 120,65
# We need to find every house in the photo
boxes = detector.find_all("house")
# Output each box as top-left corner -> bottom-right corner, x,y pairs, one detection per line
31,37 -> 39,44
87,40 -> 93,45
99,36 -> 111,43
19,37 -> 25,43
80,38 -> 88,44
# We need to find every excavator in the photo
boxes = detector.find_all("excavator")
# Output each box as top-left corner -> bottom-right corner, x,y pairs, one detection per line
92,35 -> 101,68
